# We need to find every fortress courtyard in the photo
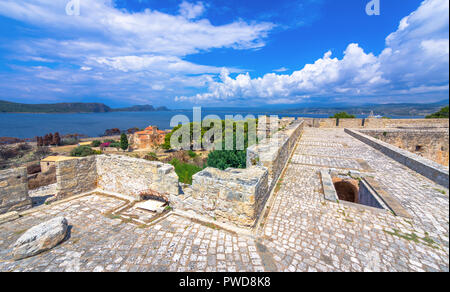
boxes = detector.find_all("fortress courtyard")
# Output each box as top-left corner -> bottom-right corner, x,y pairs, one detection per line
0,127 -> 448,272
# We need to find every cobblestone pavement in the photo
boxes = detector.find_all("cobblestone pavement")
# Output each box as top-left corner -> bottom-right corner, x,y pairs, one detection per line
0,128 -> 448,271
261,128 -> 449,272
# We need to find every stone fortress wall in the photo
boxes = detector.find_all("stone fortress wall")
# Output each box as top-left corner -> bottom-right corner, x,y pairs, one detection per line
358,128 -> 449,166
1,117 -> 448,229
96,155 -> 179,199
346,129 -> 449,188
303,117 -> 449,167
302,118 -> 449,129
0,167 -> 31,214
171,119 -> 305,228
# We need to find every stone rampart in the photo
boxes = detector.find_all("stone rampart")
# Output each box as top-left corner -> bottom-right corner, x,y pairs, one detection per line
96,155 -> 179,199
171,166 -> 269,228
345,129 -> 449,188
56,156 -> 97,199
358,129 -> 449,166
302,118 -> 449,129
247,120 -> 304,189
0,167 -> 32,214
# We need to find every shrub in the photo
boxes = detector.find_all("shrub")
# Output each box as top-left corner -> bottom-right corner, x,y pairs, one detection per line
426,106 -> 449,119
91,140 -> 102,147
207,150 -> 246,170
330,112 -> 356,119
71,146 -> 95,157
103,139 -> 116,144
120,133 -> 129,150
170,158 -> 203,185
188,150 -> 197,158
100,142 -> 111,149
109,142 -> 121,148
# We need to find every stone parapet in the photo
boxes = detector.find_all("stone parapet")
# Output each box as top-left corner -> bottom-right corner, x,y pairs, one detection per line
345,129 -> 449,188
0,167 -> 32,214
96,155 -> 179,199
247,120 -> 304,189
56,156 -> 97,199
171,166 -> 269,228
358,128 -> 449,166
300,118 -> 449,129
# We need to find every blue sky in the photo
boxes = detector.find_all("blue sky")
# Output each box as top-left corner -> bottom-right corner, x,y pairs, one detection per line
0,0 -> 448,108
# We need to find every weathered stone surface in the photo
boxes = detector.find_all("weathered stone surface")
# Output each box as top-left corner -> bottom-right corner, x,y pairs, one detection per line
0,211 -> 19,225
247,120 -> 304,190
175,166 -> 268,228
12,217 -> 68,260
96,155 -> 179,199
0,167 -> 32,215
56,156 -> 97,199
358,128 -> 449,166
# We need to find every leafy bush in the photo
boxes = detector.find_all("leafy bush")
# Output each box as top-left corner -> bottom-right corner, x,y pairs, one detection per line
207,150 -> 246,170
103,139 -> 116,144
170,158 -> 203,185
330,112 -> 356,119
426,106 -> 449,119
188,150 -> 197,158
109,142 -> 121,148
91,140 -> 102,147
120,133 -> 129,150
70,146 -> 95,157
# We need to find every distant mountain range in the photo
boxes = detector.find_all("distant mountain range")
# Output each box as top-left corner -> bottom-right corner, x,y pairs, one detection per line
0,100 -> 169,113
278,100 -> 449,116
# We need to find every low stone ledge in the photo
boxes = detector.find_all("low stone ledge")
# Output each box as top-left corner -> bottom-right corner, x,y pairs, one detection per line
320,170 -> 338,202
173,166 -> 269,228
345,129 -> 449,188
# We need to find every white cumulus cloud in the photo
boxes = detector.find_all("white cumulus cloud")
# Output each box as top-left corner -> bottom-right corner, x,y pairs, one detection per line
180,0 -> 449,104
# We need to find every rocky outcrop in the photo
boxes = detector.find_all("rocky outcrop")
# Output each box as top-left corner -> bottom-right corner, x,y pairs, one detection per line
12,217 -> 68,260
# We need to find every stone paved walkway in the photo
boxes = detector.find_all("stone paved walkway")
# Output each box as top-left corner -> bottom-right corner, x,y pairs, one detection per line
0,128 -> 448,271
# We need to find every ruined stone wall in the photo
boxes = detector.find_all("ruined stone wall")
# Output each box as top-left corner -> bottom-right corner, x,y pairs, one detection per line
56,156 -> 97,199
303,118 -> 449,129
171,166 -> 269,228
0,167 -> 32,214
96,155 -> 179,200
247,120 -> 304,189
359,129 -> 449,166
345,129 -> 449,188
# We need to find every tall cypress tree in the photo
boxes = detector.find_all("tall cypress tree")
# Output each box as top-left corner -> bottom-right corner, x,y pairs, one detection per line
120,133 -> 129,151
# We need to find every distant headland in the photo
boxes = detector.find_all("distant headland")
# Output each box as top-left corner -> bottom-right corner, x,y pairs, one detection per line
0,100 -> 169,113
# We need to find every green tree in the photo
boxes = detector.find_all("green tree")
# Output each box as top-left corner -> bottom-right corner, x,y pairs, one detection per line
330,112 -> 356,119
426,106 -> 449,119
120,133 -> 129,150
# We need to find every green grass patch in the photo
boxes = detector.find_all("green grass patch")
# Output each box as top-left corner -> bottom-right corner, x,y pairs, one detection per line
170,158 -> 204,185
